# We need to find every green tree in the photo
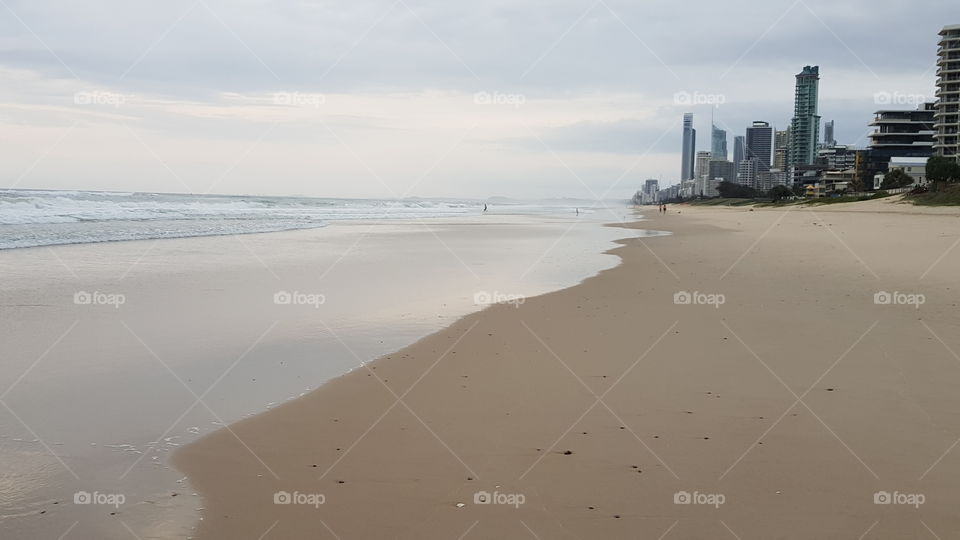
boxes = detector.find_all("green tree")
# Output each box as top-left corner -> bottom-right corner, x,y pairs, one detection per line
881,169 -> 914,189
927,156 -> 960,185
768,185 -> 793,201
716,181 -> 757,199
848,175 -> 865,193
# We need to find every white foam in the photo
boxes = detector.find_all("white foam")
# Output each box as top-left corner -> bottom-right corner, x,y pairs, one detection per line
0,190 -> 488,249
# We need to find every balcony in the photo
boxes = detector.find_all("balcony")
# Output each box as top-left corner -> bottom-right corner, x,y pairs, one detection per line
870,128 -> 934,136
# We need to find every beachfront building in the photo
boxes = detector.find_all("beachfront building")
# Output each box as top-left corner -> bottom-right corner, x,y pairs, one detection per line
746,121 -> 773,171
935,24 -> 960,160
756,169 -> 790,193
822,169 -> 854,193
774,128 -> 790,171
678,179 -> 698,199
791,66 -> 821,177
695,176 -> 720,198
869,104 -> 936,159
818,145 -> 861,170
694,151 -> 712,184
736,157 -> 759,188
641,179 -> 660,204
861,104 -> 937,187
708,159 -> 737,184
681,113 -> 697,180
824,120 -> 836,146
733,135 -> 745,170
657,183 -> 681,202
711,124 -> 728,160
886,157 -> 928,187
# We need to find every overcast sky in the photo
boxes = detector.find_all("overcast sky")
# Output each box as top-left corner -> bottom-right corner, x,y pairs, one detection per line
0,0 -> 953,199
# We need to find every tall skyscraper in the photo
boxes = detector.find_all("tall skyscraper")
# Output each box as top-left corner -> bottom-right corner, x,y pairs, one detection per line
823,120 -> 836,146
790,65 -> 821,167
935,25 -> 960,160
681,113 -> 697,180
733,135 -> 745,169
644,179 -> 659,194
745,121 -> 773,171
774,128 -> 790,170
711,124 -> 728,160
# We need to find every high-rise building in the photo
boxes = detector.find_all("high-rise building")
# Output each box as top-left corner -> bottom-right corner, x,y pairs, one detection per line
818,145 -> 860,170
681,113 -> 697,180
737,158 -> 759,188
756,170 -> 790,192
869,104 -> 936,158
695,151 -> 712,182
745,121 -> 773,171
935,25 -> 960,160
732,135 -> 745,169
708,159 -> 737,183
711,124 -> 728,160
641,179 -> 660,204
791,65 -> 821,167
774,128 -> 790,171
824,120 -> 836,146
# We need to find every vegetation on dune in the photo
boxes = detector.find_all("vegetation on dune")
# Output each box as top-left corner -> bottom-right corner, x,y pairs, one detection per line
906,183 -> 960,206
880,169 -> 914,190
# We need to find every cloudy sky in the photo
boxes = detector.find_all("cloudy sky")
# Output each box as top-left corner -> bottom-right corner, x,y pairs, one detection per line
0,0 -> 952,200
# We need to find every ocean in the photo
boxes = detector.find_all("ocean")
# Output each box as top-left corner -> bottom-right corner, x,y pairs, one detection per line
0,190 -> 506,250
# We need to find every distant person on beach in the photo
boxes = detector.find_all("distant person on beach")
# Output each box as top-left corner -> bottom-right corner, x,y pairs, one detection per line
576,208 -> 579,215
483,204 -> 487,212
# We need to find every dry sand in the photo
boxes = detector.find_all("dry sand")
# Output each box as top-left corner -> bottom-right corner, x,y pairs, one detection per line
176,200 -> 960,539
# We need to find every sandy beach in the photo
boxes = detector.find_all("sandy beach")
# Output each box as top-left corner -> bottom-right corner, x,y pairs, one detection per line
175,199 -> 960,539
0,211 -> 633,539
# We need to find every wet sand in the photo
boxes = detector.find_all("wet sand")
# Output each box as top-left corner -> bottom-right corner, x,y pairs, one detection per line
0,212 -> 631,539
177,201 -> 960,539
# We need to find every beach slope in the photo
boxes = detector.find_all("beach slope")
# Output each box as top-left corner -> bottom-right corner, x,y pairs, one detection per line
176,203 -> 960,539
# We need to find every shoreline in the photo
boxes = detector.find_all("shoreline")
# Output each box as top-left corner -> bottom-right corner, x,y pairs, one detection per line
0,211 -> 630,539
175,202 -> 960,539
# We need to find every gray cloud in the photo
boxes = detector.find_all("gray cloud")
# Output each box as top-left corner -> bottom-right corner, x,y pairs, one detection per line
0,0 -> 955,197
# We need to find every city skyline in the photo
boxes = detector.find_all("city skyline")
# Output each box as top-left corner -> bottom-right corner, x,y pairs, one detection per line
0,1 -> 953,200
